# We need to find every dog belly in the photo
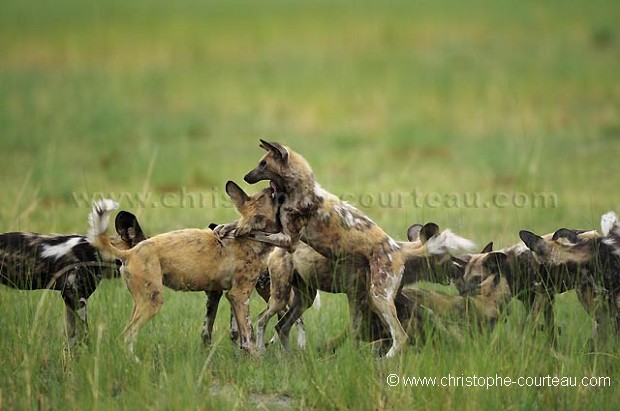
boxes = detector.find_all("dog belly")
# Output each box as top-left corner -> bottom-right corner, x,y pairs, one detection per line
162,269 -> 233,292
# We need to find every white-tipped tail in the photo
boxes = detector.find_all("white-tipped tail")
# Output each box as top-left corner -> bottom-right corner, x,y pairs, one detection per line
88,199 -> 119,242
312,292 -> 321,310
425,229 -> 477,256
601,211 -> 619,237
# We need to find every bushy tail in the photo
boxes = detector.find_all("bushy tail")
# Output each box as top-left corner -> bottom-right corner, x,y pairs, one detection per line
601,211 -> 619,237
88,199 -> 130,260
425,229 -> 477,256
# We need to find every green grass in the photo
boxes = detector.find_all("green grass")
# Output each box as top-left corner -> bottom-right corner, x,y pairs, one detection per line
1,0 -> 619,409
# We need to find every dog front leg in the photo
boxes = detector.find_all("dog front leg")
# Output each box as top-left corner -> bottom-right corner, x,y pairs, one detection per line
248,231 -> 293,251
226,287 -> 259,356
212,221 -> 238,240
202,290 -> 223,345
63,294 -> 89,349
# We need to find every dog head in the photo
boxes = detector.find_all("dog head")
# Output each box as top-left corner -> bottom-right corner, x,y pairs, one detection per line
243,139 -> 314,197
518,228 -> 599,267
460,251 -> 512,298
226,180 -> 282,234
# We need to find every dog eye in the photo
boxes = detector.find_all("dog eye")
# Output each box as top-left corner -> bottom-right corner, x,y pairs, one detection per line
259,160 -> 267,168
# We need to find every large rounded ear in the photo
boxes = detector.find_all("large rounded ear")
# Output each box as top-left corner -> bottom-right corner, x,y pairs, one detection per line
226,181 -> 250,209
419,222 -> 440,244
208,223 -> 218,230
551,228 -> 578,245
519,230 -> 547,255
451,256 -> 469,278
406,224 -> 423,242
483,252 -> 510,278
259,139 -> 289,163
481,242 -> 493,253
115,211 -> 147,245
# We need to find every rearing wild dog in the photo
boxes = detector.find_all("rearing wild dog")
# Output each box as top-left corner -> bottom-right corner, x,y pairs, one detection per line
216,140 -> 472,357
267,223 -> 475,353
88,181 -> 282,358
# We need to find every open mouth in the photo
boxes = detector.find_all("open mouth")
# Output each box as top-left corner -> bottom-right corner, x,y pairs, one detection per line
269,179 -> 285,199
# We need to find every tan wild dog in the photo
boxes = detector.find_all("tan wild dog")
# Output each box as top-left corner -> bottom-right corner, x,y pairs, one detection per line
88,181 -> 282,358
216,140 -> 475,357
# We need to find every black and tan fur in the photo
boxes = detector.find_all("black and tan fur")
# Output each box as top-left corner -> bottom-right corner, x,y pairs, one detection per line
0,211 -> 145,348
458,229 -> 600,345
267,223 -> 475,353
216,140 -> 471,356
520,214 -> 620,343
88,181 -> 282,357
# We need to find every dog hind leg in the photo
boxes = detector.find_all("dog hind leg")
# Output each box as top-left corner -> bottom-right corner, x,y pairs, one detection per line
368,258 -> 408,358
256,253 -> 294,350
121,260 -> 164,358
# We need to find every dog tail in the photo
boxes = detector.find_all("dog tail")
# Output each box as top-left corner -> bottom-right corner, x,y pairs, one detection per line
312,292 -> 321,310
601,211 -> 619,237
88,199 -> 130,260
425,229 -> 477,256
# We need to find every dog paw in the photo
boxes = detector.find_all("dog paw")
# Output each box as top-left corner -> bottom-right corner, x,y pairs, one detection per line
233,225 -> 252,237
213,223 -> 236,239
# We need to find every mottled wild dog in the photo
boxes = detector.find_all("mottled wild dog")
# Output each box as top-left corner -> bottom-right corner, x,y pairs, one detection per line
215,140 -> 418,356
218,142 -> 476,355
460,229 -> 600,345
88,181 -> 282,358
266,223 -> 475,353
520,214 -> 620,342
0,211 -> 145,348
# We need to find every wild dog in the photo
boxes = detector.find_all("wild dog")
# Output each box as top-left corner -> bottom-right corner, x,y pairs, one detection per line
459,229 -> 600,345
88,181 -> 282,357
264,223 -> 475,353
0,211 -> 145,348
520,217 -> 620,343
201,225 -> 308,349
383,241 -> 509,340
216,140 -> 460,357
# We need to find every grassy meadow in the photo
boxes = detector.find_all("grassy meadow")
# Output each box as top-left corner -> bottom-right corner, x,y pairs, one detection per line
1,0 -> 619,409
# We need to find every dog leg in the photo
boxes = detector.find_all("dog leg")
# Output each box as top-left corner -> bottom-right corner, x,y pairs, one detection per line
248,231 -> 293,251
257,253 -> 294,350
275,286 -> 315,350
121,262 -> 164,359
62,293 -> 89,349
226,287 -> 258,356
368,259 -> 408,358
202,291 -> 223,345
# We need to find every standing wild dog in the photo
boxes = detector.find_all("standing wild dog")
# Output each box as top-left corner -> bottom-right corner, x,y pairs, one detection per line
267,223 -> 475,353
520,213 -> 620,343
88,181 -> 282,358
460,229 -> 600,345
217,140 -> 474,357
0,211 -> 145,348
202,224 -> 308,349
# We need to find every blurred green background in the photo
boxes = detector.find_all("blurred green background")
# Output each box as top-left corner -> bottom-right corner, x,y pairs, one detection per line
1,1 -> 619,409
1,0 -> 618,244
